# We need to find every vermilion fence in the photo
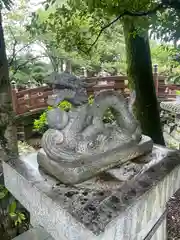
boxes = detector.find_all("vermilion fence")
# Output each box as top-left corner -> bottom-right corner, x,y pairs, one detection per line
11,86 -> 53,115
11,74 -> 180,116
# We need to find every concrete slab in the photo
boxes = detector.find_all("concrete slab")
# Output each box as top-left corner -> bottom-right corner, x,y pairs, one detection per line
13,228 -> 54,240
3,144 -> 180,240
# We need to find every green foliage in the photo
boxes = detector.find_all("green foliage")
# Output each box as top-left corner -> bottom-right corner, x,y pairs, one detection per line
8,200 -> 17,213
27,4 -> 127,76
88,95 -> 116,123
88,95 -> 94,105
8,200 -> 26,226
40,0 -> 180,77
42,0 -> 155,54
33,112 -> 48,134
9,55 -> 51,85
0,0 -> 13,10
33,100 -> 72,134
2,0 -> 51,85
0,185 -> 26,227
56,100 -> 72,112
166,74 -> 180,84
0,185 -> 8,199
103,107 -> 116,124
150,42 -> 180,74
150,8 -> 180,44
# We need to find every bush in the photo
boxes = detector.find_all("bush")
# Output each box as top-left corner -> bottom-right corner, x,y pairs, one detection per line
33,112 -> 48,135
33,96 -> 116,134
33,100 -> 72,134
103,107 -> 116,124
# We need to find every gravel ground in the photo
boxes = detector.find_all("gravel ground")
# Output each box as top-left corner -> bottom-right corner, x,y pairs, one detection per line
167,189 -> 180,240
18,141 -> 36,155
26,137 -> 41,150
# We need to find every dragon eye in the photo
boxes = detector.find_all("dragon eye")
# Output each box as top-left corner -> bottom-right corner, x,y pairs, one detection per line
88,142 -> 94,148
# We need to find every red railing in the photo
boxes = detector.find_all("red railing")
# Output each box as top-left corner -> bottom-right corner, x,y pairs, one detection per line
11,74 -> 179,116
12,86 -> 53,115
86,75 -> 129,95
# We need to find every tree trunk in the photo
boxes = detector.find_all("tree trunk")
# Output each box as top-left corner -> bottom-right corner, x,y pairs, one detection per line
123,18 -> 164,145
173,39 -> 177,48
60,59 -> 64,72
51,58 -> 58,73
65,59 -> 72,73
0,11 -> 18,160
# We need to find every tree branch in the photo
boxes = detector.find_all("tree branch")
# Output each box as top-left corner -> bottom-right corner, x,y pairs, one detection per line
8,44 -> 32,66
7,27 -> 33,67
8,27 -> 17,66
11,56 -> 42,76
87,3 -> 165,53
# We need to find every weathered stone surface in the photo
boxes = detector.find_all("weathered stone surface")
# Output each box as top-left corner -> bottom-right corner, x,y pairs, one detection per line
13,228 -> 54,240
3,145 -> 180,240
161,100 -> 180,150
38,73 -> 153,183
163,131 -> 180,149
160,101 -> 180,114
38,135 -> 153,184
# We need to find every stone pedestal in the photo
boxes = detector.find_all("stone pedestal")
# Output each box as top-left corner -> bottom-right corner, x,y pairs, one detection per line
161,101 -> 180,150
3,145 -> 180,240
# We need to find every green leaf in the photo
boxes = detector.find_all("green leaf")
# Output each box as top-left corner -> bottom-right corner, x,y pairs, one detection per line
19,213 -> 26,220
0,185 -> 8,199
14,213 -> 25,226
8,200 -> 17,213
9,212 -> 17,218
15,220 -> 19,226
0,192 -> 7,199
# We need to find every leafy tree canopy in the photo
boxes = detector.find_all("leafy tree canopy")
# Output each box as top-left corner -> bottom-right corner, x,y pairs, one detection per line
27,3 -> 127,75
2,0 -> 46,83
41,0 -> 179,52
0,0 -> 12,10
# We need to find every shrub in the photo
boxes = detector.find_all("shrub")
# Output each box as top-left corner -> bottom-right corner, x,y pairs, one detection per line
33,100 -> 72,134
88,95 -> 116,123
103,107 -> 116,124
34,112 -> 48,134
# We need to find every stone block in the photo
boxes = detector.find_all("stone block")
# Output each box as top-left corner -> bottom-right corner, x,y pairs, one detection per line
13,227 -> 54,240
163,132 -> 180,150
3,145 -> 180,240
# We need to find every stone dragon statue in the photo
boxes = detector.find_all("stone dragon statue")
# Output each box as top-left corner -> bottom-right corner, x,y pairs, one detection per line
37,72 -> 153,184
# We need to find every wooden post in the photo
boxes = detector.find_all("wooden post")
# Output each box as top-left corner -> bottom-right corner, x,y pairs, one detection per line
11,88 -> 18,114
10,81 -> 18,114
28,80 -> 32,89
153,64 -> 159,96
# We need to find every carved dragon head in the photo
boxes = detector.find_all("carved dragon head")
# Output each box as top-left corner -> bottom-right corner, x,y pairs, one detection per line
46,72 -> 94,106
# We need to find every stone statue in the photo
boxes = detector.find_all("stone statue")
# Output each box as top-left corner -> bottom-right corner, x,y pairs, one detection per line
37,72 -> 153,184
160,101 -> 180,149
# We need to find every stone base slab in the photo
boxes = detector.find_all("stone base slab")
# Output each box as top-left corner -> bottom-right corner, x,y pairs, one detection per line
13,227 -> 54,240
37,135 -> 153,184
3,145 -> 180,240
